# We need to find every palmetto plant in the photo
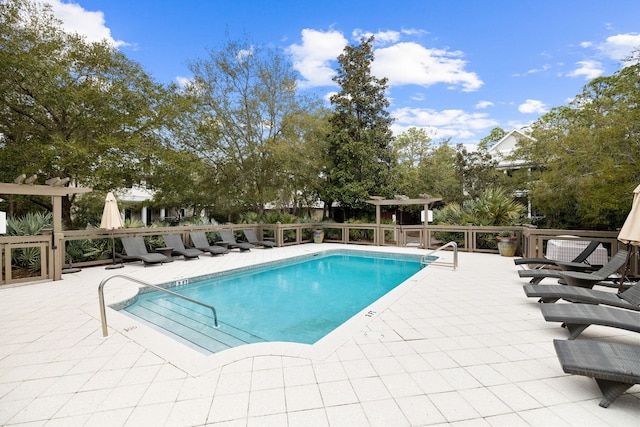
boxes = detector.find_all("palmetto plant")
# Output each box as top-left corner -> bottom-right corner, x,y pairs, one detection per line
433,187 -> 527,249
6,212 -> 52,273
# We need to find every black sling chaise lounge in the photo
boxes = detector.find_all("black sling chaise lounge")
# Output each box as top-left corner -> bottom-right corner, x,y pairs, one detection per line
243,229 -> 276,248
218,230 -> 254,252
514,240 -> 601,268
162,234 -> 203,260
523,282 -> 640,311
553,339 -> 640,408
518,250 -> 628,287
540,303 -> 640,339
189,231 -> 229,256
118,237 -> 169,266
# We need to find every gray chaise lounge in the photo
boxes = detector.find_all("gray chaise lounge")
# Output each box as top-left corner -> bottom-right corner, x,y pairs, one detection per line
540,303 -> 640,339
514,240 -> 601,268
523,282 -> 640,310
243,229 -> 276,248
189,231 -> 229,256
518,250 -> 627,287
218,230 -> 254,252
553,339 -> 640,407
162,234 -> 203,259
118,237 -> 169,266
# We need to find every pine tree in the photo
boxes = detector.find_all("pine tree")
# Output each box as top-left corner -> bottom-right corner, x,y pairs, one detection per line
322,36 -> 396,216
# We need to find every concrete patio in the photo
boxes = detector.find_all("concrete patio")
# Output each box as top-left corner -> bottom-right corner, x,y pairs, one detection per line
0,244 -> 638,426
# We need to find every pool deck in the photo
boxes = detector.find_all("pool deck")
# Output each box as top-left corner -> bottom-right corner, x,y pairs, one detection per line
1,243 -> 638,426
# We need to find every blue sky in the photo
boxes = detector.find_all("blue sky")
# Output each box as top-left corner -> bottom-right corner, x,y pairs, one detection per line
47,0 -> 640,145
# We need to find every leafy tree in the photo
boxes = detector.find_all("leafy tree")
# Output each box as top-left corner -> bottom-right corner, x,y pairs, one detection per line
0,0 -> 183,227
393,127 -> 432,196
454,144 -> 501,201
478,127 -> 506,151
274,108 -> 331,217
186,36 -> 321,216
322,36 -> 396,218
515,61 -> 640,229
416,141 -> 461,203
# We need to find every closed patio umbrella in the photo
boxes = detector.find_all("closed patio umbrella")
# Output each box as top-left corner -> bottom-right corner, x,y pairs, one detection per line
617,184 -> 640,290
101,192 -> 125,269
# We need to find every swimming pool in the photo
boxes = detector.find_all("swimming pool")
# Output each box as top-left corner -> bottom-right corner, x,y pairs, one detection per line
119,251 -> 421,353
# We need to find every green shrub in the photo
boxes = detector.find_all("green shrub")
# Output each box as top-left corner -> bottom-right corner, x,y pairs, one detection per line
6,212 -> 52,273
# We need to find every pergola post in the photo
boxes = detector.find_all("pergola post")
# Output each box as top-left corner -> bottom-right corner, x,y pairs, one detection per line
52,195 -> 63,281
375,204 -> 381,245
423,202 -> 429,249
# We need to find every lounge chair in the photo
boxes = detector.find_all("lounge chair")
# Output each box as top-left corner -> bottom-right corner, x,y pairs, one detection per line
540,303 -> 640,339
515,240 -> 601,268
189,231 -> 229,256
523,282 -> 640,310
162,234 -> 203,260
553,339 -> 640,408
118,237 -> 169,266
243,229 -> 276,248
218,230 -> 254,252
518,250 -> 627,287
553,339 -> 640,407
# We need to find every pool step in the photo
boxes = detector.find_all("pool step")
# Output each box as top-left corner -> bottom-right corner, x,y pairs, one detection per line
125,297 -> 266,353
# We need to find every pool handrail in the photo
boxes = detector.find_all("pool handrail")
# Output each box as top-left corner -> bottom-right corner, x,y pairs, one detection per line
98,274 -> 218,337
420,241 -> 458,270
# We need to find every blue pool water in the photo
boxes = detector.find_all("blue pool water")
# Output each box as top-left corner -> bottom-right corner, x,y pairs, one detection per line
121,251 -> 421,353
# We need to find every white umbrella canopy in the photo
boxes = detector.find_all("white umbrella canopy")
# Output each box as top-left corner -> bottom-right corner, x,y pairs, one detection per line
618,184 -> 640,246
100,192 -> 123,230
101,192 -> 124,269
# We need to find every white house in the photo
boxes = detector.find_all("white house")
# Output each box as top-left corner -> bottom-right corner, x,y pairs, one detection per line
488,129 -> 538,219
487,128 -> 533,170
117,185 -> 195,225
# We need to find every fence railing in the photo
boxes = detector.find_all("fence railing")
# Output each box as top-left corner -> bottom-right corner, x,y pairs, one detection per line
0,223 -> 629,286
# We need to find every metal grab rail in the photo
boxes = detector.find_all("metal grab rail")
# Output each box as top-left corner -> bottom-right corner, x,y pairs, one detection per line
98,274 -> 218,337
420,241 -> 458,270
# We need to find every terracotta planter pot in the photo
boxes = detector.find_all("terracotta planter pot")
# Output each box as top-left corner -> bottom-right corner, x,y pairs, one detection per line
497,239 -> 517,256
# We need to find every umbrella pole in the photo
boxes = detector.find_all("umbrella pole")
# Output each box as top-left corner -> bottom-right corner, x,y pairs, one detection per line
618,244 -> 633,293
106,230 -> 124,270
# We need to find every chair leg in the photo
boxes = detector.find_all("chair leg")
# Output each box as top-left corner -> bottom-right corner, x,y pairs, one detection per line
562,323 -> 589,339
595,379 -> 633,408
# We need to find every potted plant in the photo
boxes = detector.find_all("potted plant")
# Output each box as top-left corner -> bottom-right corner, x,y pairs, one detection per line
496,230 -> 518,256
313,226 -> 324,243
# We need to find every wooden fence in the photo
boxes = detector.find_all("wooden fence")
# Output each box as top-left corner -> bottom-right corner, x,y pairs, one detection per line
0,223 -> 630,286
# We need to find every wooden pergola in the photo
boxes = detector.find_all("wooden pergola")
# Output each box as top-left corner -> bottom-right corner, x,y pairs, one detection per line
0,179 -> 92,281
366,195 -> 442,245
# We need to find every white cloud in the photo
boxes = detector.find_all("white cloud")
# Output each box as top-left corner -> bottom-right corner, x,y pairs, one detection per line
567,60 -> 604,80
391,107 -> 498,141
46,0 -> 127,48
352,29 -> 401,44
475,100 -> 494,109
288,29 -> 347,89
401,28 -> 428,37
518,99 -> 547,114
373,42 -> 483,92
580,41 -> 593,48
289,29 -> 482,93
598,33 -> 640,61
527,64 -> 551,74
175,76 -> 193,89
